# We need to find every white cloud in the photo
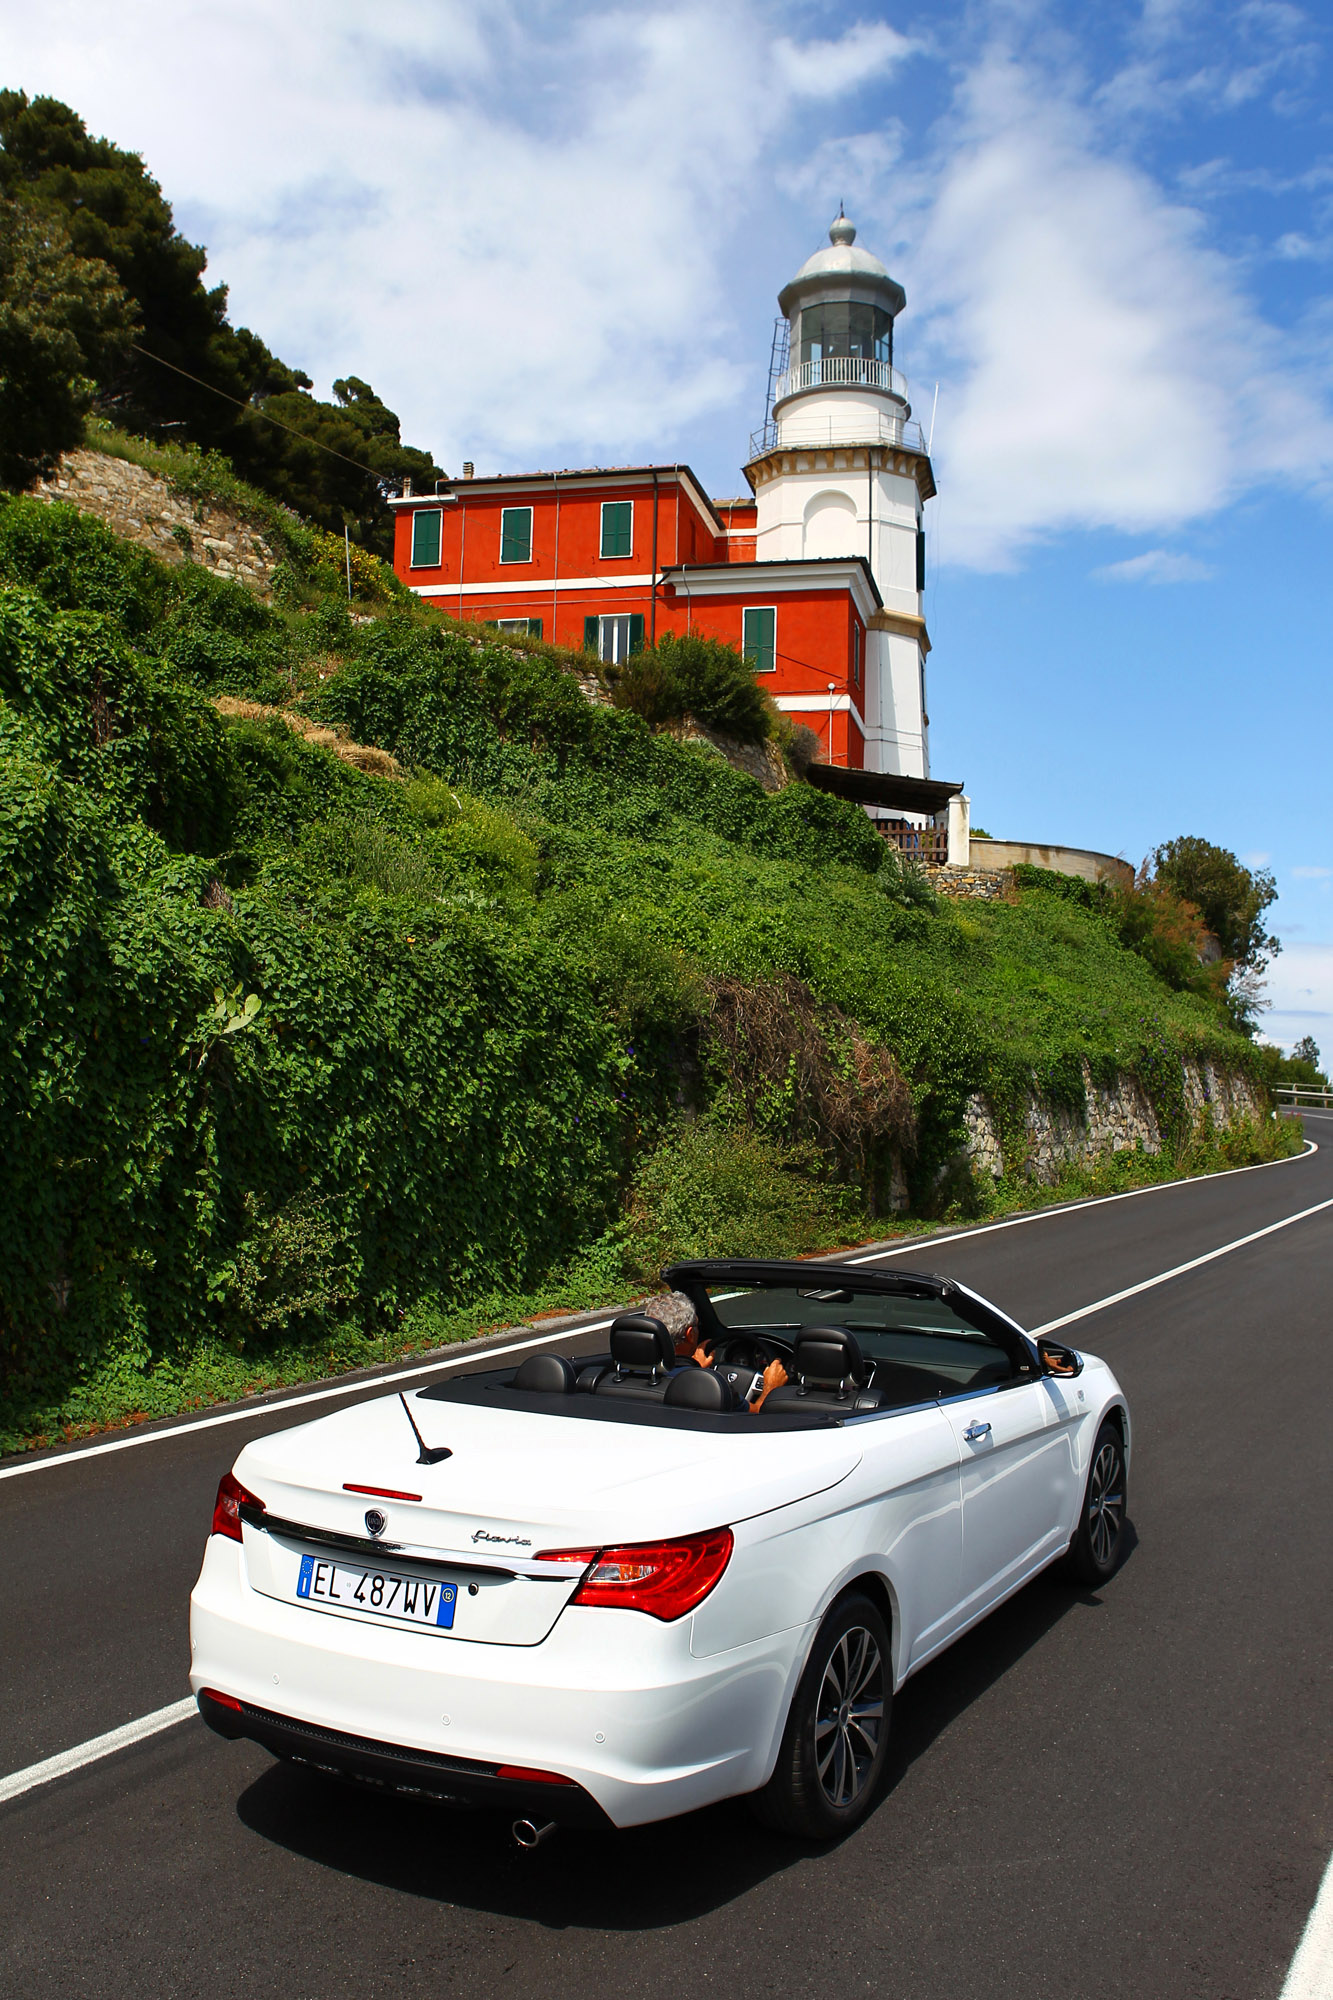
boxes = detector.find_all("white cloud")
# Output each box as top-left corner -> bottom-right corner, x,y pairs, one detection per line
773,22 -> 917,100
1291,865 -> 1333,879
3,1 -> 1332,572
1262,942 -> 1333,1051
1093,549 -> 1215,584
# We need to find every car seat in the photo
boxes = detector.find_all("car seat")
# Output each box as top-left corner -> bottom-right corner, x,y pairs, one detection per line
760,1325 -> 882,1413
663,1367 -> 739,1413
593,1315 -> 678,1400
511,1352 -> 578,1394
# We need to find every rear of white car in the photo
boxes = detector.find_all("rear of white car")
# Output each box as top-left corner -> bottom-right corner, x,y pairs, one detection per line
190,1396 -> 858,1829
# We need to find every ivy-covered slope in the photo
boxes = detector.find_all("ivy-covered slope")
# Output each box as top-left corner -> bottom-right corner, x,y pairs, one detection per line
0,496 -> 1268,1446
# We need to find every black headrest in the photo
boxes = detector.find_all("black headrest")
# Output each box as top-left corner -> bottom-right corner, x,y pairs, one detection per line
664,1367 -> 738,1412
512,1352 -> 577,1394
609,1314 -> 676,1373
793,1325 -> 865,1388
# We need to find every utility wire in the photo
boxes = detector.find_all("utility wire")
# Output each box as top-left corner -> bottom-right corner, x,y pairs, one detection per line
127,340 -> 412,485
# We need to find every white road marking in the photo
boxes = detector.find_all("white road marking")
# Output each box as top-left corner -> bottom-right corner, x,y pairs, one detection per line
1030,1196 -> 1333,1335
0,1320 -> 617,1484
848,1139 -> 1317,1265
0,1138 -> 1319,1482
1280,1844 -> 1333,2000
0,1699 -> 197,1806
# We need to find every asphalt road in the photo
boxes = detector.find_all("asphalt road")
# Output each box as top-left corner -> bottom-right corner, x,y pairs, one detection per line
2,1128 -> 1330,2000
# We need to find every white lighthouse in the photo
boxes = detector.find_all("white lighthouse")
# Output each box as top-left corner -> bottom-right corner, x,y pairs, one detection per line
746,213 -> 935,779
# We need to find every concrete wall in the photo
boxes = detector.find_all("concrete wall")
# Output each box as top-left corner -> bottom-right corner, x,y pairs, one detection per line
968,837 -> 1133,888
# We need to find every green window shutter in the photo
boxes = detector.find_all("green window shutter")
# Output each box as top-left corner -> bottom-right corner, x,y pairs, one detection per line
527,618 -> 543,640
916,529 -> 926,592
743,606 -> 776,674
411,509 -> 442,567
628,613 -> 645,655
601,501 -> 633,559
500,507 -> 533,563
584,616 -> 600,653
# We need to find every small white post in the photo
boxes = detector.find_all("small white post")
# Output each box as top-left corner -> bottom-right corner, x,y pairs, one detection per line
946,791 -> 970,868
827,681 -> 836,764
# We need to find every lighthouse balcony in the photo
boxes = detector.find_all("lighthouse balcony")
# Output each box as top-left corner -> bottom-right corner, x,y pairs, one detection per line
748,404 -> 928,462
774,356 -> 910,404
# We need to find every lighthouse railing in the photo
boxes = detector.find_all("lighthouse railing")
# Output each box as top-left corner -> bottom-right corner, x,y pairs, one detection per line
747,409 -> 929,460
774,357 -> 910,402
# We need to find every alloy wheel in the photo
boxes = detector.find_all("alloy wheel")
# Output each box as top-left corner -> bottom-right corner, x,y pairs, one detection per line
813,1624 -> 885,1809
1087,1438 -> 1125,1570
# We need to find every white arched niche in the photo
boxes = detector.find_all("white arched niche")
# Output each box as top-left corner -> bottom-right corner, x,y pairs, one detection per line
802,489 -> 860,560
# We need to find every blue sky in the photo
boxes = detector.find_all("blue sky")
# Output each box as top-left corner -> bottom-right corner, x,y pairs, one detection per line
5,0 -> 1332,1047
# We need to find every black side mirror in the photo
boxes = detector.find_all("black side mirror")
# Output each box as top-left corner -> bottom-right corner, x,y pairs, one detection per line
1037,1337 -> 1083,1378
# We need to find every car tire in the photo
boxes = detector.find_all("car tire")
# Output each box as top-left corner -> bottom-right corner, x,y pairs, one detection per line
749,1591 -> 892,1841
1059,1418 -> 1128,1586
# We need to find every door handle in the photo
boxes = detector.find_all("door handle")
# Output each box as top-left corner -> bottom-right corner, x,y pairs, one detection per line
962,1420 -> 992,1443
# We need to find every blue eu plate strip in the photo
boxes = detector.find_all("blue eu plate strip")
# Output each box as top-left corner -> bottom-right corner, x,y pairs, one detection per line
437,1584 -> 457,1629
296,1553 -> 314,1599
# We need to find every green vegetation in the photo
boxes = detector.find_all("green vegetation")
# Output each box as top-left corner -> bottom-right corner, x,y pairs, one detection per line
0,90 -> 441,547
0,495 -> 1289,1451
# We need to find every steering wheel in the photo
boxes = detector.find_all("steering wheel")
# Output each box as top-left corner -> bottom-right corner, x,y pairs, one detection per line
706,1333 -> 793,1374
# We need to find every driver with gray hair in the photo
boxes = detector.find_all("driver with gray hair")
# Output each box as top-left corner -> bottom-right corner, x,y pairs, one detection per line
640,1292 -> 788,1411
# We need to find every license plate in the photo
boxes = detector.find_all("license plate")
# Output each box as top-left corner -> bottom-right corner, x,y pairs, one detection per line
294,1552 -> 457,1630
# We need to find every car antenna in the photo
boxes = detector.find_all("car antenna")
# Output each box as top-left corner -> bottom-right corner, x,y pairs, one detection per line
399,1391 -> 453,1465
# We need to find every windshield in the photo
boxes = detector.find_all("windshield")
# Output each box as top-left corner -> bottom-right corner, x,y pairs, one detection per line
705,1284 -> 1014,1389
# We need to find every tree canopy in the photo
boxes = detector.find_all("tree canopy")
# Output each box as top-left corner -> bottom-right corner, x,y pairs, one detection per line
0,90 -> 441,550
1151,836 -> 1279,972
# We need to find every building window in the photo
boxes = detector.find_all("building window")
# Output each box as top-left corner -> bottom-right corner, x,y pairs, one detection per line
500,507 -> 533,563
600,500 -> 633,559
799,301 -> 893,368
852,621 -> 862,686
584,613 -> 644,663
916,528 -> 926,593
410,509 -> 443,568
493,617 -> 544,639
743,606 -> 776,674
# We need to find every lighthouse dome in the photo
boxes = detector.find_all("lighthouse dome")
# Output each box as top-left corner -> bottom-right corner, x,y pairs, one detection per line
778,214 -> 906,320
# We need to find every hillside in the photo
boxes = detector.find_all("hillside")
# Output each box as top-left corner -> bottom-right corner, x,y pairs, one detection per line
0,492 -> 1287,1450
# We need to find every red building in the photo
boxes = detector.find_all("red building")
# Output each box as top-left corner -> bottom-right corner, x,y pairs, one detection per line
390,465 -> 877,765
390,214 -> 942,782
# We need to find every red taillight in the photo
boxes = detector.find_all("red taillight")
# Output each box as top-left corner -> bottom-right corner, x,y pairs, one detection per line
211,1470 -> 263,1542
536,1528 -> 733,1621
496,1765 -> 575,1786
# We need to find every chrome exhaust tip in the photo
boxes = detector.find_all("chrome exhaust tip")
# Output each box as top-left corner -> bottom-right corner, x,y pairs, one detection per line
511,1817 -> 558,1850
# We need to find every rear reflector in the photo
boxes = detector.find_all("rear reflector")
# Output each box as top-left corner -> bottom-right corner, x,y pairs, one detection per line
200,1688 -> 242,1712
496,1765 -> 575,1786
343,1485 -> 422,1502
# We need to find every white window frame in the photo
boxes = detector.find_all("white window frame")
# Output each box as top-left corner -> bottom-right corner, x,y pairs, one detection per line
410,509 -> 443,569
495,617 -> 543,638
600,499 -> 633,560
743,605 -> 777,674
598,614 -> 635,664
499,506 -> 534,564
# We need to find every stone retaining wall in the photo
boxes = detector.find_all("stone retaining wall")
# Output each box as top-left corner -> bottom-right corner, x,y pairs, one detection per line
925,864 -> 1013,901
962,1061 -> 1269,1185
30,449 -> 283,595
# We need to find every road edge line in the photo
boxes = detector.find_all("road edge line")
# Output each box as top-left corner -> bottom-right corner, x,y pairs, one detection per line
1280,1844 -> 1333,2000
0,1698 -> 197,1807
1031,1196 -> 1333,1335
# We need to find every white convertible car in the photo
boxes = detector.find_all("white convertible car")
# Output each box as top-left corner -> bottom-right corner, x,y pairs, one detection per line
191,1259 -> 1130,1842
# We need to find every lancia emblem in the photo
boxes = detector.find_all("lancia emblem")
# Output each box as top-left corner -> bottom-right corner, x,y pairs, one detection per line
364,1508 -> 387,1539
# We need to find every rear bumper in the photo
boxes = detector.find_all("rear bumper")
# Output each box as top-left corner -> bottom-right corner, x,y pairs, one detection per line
190,1536 -> 803,1829
196,1691 -> 612,1829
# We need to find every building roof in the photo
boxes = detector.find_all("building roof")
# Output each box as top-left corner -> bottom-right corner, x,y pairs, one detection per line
389,463 -> 725,534
805,763 -> 962,814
